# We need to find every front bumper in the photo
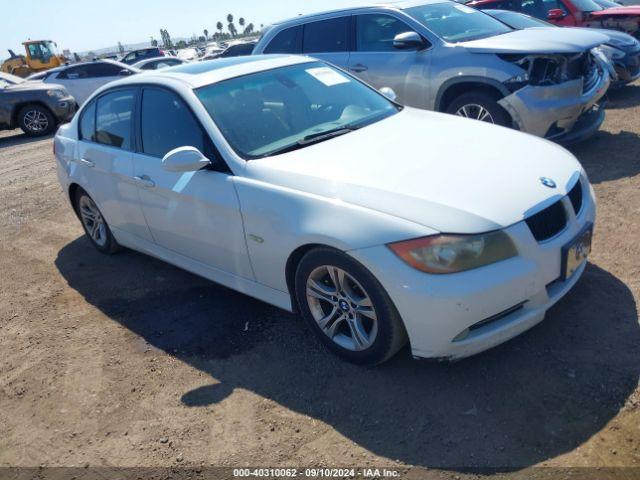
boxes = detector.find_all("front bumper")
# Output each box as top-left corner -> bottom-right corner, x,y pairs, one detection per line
498,69 -> 610,142
50,95 -> 77,123
349,179 -> 596,361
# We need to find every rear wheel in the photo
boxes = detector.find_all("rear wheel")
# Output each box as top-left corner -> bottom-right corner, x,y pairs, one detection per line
446,92 -> 512,128
17,104 -> 56,136
294,247 -> 407,365
74,188 -> 120,254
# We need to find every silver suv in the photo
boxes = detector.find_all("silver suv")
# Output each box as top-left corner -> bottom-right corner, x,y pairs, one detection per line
253,0 -> 611,143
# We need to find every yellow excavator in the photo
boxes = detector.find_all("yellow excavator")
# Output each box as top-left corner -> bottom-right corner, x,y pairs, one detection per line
1,40 -> 67,78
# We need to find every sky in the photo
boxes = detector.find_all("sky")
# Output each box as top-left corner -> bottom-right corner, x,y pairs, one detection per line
1,0 -> 372,54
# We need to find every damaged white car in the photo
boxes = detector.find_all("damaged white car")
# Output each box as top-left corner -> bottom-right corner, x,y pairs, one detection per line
253,0 -> 612,143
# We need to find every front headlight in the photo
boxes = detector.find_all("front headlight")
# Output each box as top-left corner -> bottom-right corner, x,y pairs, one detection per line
46,89 -> 66,98
388,231 -> 517,274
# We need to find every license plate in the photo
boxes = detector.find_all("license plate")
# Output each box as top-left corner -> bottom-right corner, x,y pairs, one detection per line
562,224 -> 593,280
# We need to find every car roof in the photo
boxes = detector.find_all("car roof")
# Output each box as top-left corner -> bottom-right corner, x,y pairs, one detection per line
112,54 -> 316,89
132,56 -> 184,67
269,0 -> 448,25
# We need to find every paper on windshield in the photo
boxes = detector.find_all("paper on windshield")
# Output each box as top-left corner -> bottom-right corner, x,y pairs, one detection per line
305,67 -> 350,86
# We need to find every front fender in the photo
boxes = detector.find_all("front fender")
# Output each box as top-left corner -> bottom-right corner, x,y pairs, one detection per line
232,177 -> 435,293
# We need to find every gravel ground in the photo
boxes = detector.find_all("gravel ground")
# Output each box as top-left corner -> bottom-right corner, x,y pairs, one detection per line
0,85 -> 639,479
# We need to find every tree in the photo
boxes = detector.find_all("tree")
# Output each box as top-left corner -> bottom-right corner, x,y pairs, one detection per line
228,22 -> 237,37
176,40 -> 187,49
227,13 -> 233,24
150,36 -> 158,47
216,21 -> 223,35
204,29 -> 209,41
244,23 -> 254,35
239,17 -> 245,28
160,29 -> 173,49
117,41 -> 124,54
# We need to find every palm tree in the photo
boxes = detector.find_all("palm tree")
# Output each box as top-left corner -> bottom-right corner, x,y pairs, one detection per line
227,13 -> 233,24
204,29 -> 209,41
244,23 -> 254,35
216,21 -> 223,35
239,17 -> 245,28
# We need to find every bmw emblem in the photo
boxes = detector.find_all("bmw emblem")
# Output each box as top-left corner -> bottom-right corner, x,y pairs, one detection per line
540,177 -> 557,189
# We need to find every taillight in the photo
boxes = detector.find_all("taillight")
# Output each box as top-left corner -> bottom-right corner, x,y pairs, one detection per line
159,49 -> 165,55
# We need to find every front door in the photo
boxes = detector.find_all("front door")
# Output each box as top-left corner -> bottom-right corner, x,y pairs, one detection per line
132,87 -> 253,278
349,14 -> 430,109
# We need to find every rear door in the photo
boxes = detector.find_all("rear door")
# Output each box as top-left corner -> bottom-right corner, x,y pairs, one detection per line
131,86 -> 253,278
75,89 -> 153,242
301,16 -> 351,69
349,13 -> 431,108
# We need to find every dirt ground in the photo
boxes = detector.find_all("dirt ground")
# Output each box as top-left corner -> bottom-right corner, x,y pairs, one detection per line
0,85 -> 639,480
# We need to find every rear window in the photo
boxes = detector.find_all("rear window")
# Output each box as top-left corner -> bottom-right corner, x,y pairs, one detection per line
264,26 -> 303,53
303,17 -> 350,53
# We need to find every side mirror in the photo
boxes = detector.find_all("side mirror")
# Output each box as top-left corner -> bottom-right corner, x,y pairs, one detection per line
119,69 -> 133,76
162,146 -> 211,172
393,31 -> 425,50
379,87 -> 397,102
547,9 -> 566,20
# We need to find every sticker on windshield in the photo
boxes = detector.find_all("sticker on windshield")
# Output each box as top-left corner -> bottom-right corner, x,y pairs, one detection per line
453,4 -> 476,13
305,67 -> 350,86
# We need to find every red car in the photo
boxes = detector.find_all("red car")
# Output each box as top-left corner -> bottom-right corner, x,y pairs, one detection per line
466,0 -> 640,37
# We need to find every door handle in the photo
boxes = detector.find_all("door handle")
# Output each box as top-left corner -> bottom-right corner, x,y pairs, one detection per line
133,175 -> 155,188
79,158 -> 95,168
350,64 -> 368,73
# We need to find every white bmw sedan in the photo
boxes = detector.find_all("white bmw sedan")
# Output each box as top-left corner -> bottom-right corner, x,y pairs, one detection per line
54,55 -> 595,365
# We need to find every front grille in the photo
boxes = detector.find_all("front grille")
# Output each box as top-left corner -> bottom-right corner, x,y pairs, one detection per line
525,200 -> 567,242
568,180 -> 583,215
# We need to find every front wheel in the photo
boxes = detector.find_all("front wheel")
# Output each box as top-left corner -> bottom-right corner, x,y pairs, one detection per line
446,92 -> 512,128
294,247 -> 407,365
17,104 -> 56,136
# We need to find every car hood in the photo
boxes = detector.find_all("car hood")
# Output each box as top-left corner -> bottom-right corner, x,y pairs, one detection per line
458,27 -> 609,53
589,6 -> 640,16
245,108 -> 582,234
573,27 -> 640,47
4,81 -> 62,92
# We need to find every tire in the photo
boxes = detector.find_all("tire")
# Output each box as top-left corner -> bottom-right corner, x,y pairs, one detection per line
445,91 -> 512,128
74,188 -> 120,254
294,247 -> 407,365
17,104 -> 56,136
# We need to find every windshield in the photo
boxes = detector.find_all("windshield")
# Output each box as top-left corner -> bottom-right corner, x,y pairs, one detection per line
489,10 -> 554,28
572,0 -> 605,11
196,62 -> 399,159
405,2 -> 512,42
0,72 -> 24,88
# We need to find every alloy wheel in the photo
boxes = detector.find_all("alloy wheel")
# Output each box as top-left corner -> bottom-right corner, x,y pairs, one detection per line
455,103 -> 495,123
23,109 -> 49,133
305,265 -> 378,351
78,196 -> 107,247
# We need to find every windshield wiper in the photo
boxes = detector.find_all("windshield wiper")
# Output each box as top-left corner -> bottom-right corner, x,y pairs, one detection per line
298,125 -> 359,145
262,124 -> 359,157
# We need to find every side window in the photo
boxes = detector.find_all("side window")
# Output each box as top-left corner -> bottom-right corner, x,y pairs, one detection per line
303,17 -> 350,53
79,102 -> 96,141
140,88 -> 213,159
95,90 -> 135,150
123,52 -> 136,63
87,63 -> 123,77
264,26 -> 303,54
58,65 -> 88,79
356,14 -> 414,52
